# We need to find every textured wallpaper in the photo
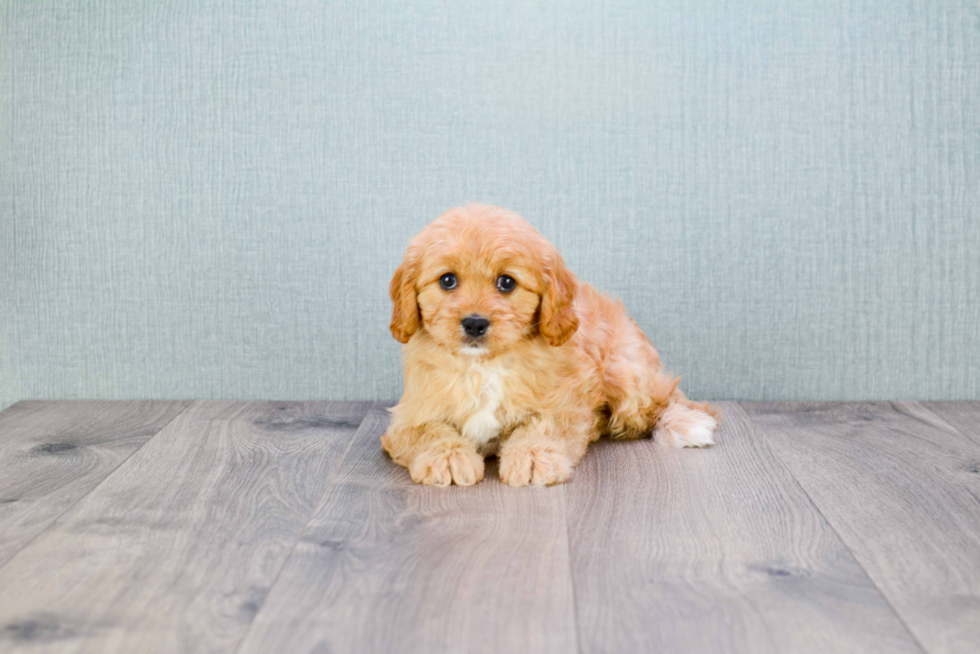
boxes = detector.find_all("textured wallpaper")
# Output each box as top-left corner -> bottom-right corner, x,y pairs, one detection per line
2,0 -> 979,409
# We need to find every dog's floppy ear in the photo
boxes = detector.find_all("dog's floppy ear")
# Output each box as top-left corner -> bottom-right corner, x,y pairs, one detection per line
539,252 -> 579,346
389,257 -> 420,344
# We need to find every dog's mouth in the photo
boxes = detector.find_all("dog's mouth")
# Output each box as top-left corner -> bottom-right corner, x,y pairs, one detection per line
459,342 -> 489,357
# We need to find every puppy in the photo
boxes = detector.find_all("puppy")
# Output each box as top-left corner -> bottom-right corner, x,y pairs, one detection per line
381,205 -> 719,487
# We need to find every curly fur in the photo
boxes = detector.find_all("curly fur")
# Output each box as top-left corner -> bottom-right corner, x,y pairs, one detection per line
381,205 -> 719,487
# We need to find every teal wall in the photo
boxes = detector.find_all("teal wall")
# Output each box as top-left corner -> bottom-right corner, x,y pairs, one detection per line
2,1 -> 979,409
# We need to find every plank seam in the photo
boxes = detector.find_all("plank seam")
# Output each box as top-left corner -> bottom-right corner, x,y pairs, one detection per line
230,400 -> 384,654
737,401 -> 931,654
561,484 -> 584,654
915,401 -> 980,448
0,399 -> 194,575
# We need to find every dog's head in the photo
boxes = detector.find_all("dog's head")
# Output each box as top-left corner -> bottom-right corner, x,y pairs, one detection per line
389,205 -> 578,356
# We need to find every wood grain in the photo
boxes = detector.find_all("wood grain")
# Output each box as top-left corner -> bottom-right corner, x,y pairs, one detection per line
744,401 -> 980,654
0,400 -> 190,568
236,405 -> 578,654
4,400 -> 979,653
0,401 -> 370,653
565,402 -> 923,654
922,402 -> 980,447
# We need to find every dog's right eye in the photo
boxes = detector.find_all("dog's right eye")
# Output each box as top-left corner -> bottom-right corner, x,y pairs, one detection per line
438,273 -> 458,290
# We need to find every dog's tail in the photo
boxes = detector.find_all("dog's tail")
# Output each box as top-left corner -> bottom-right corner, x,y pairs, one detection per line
656,396 -> 720,448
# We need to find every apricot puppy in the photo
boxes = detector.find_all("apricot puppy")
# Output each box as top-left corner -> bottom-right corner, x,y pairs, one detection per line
381,205 -> 719,487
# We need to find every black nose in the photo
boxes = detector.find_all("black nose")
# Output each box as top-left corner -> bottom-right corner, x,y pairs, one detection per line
461,315 -> 490,338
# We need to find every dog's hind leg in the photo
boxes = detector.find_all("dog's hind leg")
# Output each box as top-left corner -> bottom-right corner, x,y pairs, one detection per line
603,343 -> 719,447
605,364 -> 683,438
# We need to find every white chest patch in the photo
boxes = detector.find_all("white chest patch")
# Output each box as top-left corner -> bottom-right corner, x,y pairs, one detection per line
460,361 -> 506,448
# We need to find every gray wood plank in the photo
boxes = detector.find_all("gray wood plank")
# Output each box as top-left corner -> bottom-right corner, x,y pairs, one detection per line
743,401 -> 980,654
0,400 -> 190,568
0,400 -> 370,653
236,405 -> 578,654
566,402 -> 924,654
921,402 -> 980,447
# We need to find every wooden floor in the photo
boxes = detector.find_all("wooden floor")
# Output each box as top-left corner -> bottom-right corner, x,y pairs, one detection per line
0,401 -> 978,653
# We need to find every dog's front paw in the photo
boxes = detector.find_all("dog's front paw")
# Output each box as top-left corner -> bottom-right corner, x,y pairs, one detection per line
657,404 -> 717,448
409,442 -> 485,487
499,442 -> 572,487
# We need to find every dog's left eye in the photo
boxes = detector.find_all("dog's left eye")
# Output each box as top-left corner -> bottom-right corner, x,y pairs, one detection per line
496,275 -> 517,293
